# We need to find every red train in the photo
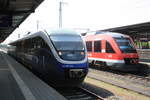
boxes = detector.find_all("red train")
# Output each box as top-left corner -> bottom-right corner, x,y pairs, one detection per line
84,31 -> 139,71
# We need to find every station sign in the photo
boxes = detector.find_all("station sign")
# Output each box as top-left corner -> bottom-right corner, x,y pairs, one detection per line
0,14 -> 12,27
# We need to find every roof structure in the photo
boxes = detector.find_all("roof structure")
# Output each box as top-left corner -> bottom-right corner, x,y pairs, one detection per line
99,22 -> 150,41
100,22 -> 150,34
0,0 -> 44,42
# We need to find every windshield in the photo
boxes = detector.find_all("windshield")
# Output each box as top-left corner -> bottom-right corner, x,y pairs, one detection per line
49,35 -> 84,51
115,37 -> 137,53
49,35 -> 85,61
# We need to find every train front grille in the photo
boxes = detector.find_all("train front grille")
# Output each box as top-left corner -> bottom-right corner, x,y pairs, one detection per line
124,58 -> 139,65
64,69 -> 86,79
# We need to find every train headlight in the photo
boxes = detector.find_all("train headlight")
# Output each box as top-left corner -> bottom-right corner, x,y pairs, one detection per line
81,52 -> 84,55
58,51 -> 62,56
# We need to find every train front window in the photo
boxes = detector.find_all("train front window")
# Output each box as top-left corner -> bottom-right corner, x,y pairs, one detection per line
49,35 -> 85,61
115,37 -> 137,53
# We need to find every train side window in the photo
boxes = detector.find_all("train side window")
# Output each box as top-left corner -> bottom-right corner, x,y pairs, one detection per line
25,39 -> 32,53
86,41 -> 92,52
10,42 -> 16,46
31,38 -> 36,49
23,40 -> 28,53
40,38 -> 50,50
16,42 -> 20,52
94,40 -> 101,52
36,37 -> 44,48
20,41 -> 25,52
33,36 -> 50,51
106,41 -> 115,53
36,37 -> 42,48
24,40 -> 28,53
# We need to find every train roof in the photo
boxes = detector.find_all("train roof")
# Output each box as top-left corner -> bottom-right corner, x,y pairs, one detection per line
86,31 -> 129,38
7,30 -> 44,44
45,29 -> 80,36
103,32 -> 129,38
8,29 -> 80,44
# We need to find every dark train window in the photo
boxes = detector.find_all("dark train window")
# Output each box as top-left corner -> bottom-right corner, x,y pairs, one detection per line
23,39 -> 32,53
10,36 -> 50,54
21,40 -> 26,53
31,36 -> 50,51
94,40 -> 101,52
20,41 -> 24,52
16,41 -> 22,52
86,41 -> 92,52
106,41 -> 115,53
10,42 -> 16,46
36,37 -> 44,48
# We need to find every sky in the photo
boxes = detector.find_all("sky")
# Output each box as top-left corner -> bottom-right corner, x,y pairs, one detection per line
4,0 -> 150,43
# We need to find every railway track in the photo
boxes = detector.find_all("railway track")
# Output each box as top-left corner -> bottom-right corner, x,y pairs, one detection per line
55,87 -> 104,100
88,68 -> 150,97
125,73 -> 150,87
90,67 -> 150,87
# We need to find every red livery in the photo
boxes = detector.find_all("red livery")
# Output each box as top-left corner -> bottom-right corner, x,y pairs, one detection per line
84,31 -> 139,71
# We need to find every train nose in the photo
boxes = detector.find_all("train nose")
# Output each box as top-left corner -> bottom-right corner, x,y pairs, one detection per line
69,69 -> 86,78
130,59 -> 139,64
124,58 -> 139,65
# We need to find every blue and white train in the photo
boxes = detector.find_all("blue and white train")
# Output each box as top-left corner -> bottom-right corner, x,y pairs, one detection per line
7,29 -> 88,87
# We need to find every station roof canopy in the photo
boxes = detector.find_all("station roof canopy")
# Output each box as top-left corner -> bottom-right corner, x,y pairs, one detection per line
100,22 -> 150,35
0,0 -> 44,42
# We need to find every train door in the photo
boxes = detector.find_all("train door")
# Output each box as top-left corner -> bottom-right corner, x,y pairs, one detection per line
93,40 -> 106,66
86,41 -> 93,64
101,40 -> 106,54
93,40 -> 102,58
103,40 -> 117,67
86,41 -> 92,57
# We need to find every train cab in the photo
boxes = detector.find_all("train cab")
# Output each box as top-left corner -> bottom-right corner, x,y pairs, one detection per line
84,31 -> 139,71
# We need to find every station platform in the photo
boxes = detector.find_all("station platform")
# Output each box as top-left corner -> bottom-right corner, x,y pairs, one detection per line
0,51 -> 66,100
